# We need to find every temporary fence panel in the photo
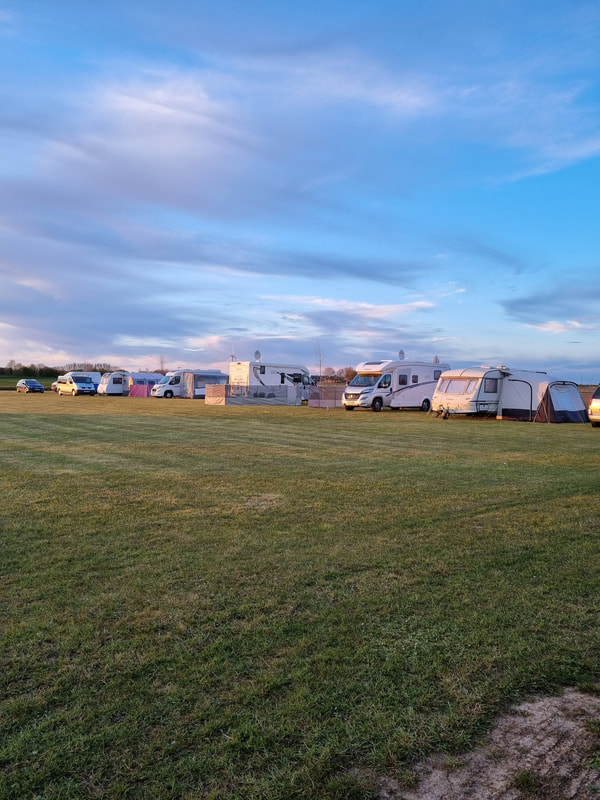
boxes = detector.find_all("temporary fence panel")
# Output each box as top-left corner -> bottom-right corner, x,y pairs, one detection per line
205,385 -> 302,406
308,386 -> 345,408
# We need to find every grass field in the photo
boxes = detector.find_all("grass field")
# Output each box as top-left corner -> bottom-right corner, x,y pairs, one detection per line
1,393 -> 599,799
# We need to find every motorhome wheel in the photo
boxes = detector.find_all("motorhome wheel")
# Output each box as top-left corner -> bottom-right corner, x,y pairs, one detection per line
164,390 -> 173,398
371,397 -> 383,412
421,398 -> 431,412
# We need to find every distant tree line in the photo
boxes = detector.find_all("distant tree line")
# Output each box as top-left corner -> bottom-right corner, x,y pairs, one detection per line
1,361 -> 123,377
2,360 -> 355,382
318,367 -> 357,384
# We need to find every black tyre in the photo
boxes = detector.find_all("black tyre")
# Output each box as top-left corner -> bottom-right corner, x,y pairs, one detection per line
164,390 -> 174,398
371,397 -> 383,412
344,405 -> 354,411
421,398 -> 431,412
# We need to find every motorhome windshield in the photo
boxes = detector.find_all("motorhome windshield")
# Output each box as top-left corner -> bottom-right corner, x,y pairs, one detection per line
349,373 -> 379,387
157,375 -> 171,384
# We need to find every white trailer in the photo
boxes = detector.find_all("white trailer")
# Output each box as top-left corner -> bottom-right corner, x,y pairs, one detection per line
432,366 -> 587,422
97,371 -> 164,396
151,368 -> 228,398
432,366 -> 506,416
343,358 -> 450,412
229,361 -> 315,402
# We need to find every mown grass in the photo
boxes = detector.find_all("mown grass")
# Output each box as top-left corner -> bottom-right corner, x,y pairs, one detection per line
1,393 -> 600,798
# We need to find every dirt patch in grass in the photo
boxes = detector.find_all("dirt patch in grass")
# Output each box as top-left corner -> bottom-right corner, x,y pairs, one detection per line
381,688 -> 600,799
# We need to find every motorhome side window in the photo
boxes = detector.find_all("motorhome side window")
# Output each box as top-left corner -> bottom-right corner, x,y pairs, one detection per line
259,366 -> 265,374
484,378 -> 498,393
398,374 -> 408,386
379,374 -> 391,389
434,370 -> 442,380
171,376 -> 180,385
412,374 -> 418,384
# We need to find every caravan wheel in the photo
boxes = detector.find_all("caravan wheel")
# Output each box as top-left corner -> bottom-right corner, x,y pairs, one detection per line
371,397 -> 383,412
421,399 -> 431,412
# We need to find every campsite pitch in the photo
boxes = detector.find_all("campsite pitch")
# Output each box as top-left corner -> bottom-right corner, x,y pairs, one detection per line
1,394 -> 600,799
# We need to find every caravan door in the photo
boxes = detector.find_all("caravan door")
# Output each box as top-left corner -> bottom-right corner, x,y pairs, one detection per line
474,373 -> 502,414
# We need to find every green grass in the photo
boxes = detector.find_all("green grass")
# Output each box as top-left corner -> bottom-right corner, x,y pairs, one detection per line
1,394 -> 600,798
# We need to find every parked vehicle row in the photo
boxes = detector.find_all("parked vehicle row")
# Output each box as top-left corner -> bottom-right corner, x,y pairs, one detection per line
11,357 -> 599,427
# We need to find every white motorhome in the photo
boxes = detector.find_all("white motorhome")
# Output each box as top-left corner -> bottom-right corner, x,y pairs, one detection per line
432,366 -> 588,422
343,359 -> 450,412
229,361 -> 315,401
97,371 -> 164,396
151,369 -> 228,398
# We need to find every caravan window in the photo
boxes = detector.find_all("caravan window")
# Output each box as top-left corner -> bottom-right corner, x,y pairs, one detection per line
437,379 -> 448,393
484,378 -> 498,393
446,378 -> 470,393
434,370 -> 442,380
412,374 -> 419,384
398,374 -> 408,386
466,379 -> 478,393
113,376 -> 123,385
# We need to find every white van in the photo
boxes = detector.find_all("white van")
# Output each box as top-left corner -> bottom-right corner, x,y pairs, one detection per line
151,369 -> 228,398
343,359 -> 450,412
56,373 -> 96,396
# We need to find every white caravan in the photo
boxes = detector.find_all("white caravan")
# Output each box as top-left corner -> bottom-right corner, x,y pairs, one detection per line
432,367 -> 506,416
343,359 -> 450,412
97,371 -> 164,396
432,366 -> 588,422
229,361 -> 315,401
151,369 -> 228,398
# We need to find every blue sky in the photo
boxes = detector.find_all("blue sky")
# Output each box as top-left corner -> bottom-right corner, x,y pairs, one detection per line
1,0 -> 599,380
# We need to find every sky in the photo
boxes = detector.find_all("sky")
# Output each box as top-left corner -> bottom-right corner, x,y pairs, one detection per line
1,0 -> 599,381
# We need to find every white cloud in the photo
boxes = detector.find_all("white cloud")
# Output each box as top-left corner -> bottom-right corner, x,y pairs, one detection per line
525,319 -> 600,334
261,295 -> 434,318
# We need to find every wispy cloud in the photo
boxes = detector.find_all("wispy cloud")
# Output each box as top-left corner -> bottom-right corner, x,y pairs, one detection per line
261,295 -> 434,318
